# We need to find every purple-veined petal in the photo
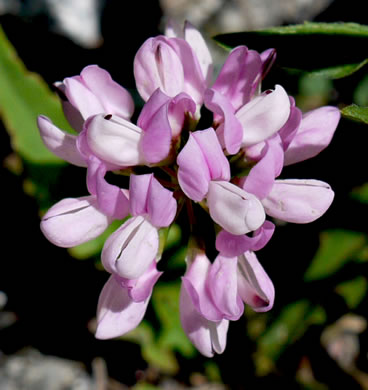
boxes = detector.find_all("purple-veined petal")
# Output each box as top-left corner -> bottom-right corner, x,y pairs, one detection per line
237,251 -> 274,312
177,132 -> 211,201
79,65 -> 134,119
242,135 -> 284,199
182,253 -> 224,321
41,195 -> 111,248
262,179 -> 335,223
192,128 -> 230,181
207,181 -> 265,235
95,275 -> 149,339
86,114 -> 144,167
216,220 -> 275,257
101,216 -> 159,279
284,106 -> 340,166
134,36 -> 185,102
237,85 -> 291,147
204,88 -> 243,154
37,115 -> 87,167
212,46 -> 262,110
180,279 -> 229,357
207,255 -> 244,320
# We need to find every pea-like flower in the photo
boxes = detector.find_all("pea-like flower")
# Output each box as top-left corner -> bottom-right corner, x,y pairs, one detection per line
37,20 -> 340,358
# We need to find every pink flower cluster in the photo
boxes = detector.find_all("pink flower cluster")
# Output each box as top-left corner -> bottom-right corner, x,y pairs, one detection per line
38,21 -> 340,357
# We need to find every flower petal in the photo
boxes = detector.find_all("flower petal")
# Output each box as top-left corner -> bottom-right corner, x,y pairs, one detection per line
237,85 -> 291,147
182,21 -> 213,85
207,181 -> 265,235
204,88 -> 243,154
284,106 -> 340,165
212,46 -> 262,110
64,76 -> 104,120
237,251 -> 275,312
54,81 -> 84,132
177,132 -> 211,201
101,216 -> 159,279
123,261 -> 162,303
262,179 -> 335,223
180,280 -> 229,357
37,115 -> 87,167
134,37 -> 185,102
95,275 -> 149,340
216,220 -> 275,256
41,195 -> 110,247
242,136 -> 284,199
87,156 -> 130,219
207,255 -> 244,320
86,114 -> 144,167
79,65 -> 134,119
139,90 -> 172,164
182,253 -> 223,321
191,128 -> 230,181
146,175 -> 177,227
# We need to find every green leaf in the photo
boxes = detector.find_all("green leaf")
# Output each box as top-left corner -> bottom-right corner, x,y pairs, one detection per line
336,276 -> 368,309
214,22 -> 368,78
304,230 -> 367,281
306,59 -> 368,79
0,25 -> 73,163
340,104 -> 368,125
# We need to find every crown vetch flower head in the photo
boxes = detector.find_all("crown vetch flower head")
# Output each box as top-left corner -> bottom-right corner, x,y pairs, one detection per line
37,20 -> 340,358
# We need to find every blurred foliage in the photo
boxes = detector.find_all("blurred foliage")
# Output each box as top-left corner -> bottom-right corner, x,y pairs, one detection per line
0,25 -> 72,164
2,17 -> 368,389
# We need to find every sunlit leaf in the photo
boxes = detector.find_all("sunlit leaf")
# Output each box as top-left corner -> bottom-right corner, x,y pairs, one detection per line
304,230 -> 367,281
214,22 -> 368,78
0,25 -> 73,163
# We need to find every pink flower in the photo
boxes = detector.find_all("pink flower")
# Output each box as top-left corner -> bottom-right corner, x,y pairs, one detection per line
85,89 -> 196,166
177,127 -> 265,235
180,247 -> 274,356
37,20 -> 341,358
101,174 -> 177,280
134,29 -> 208,108
96,261 -> 162,339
